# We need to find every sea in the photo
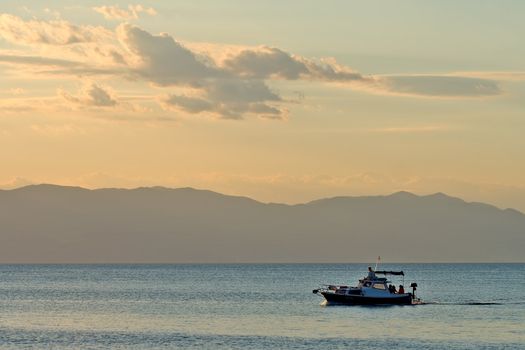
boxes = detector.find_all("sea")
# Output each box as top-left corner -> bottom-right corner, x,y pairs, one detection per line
0,264 -> 523,349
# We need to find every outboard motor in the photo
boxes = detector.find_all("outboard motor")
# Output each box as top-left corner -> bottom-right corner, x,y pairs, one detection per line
410,282 -> 418,300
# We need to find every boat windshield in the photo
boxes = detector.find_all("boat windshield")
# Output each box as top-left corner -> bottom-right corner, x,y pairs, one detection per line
372,283 -> 386,290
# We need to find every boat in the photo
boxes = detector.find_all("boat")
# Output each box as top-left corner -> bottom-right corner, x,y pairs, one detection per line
313,267 -> 420,305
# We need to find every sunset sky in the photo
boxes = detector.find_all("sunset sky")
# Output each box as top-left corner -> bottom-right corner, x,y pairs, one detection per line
1,1 -> 524,211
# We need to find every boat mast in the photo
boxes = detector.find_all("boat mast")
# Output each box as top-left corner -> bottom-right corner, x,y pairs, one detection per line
374,256 -> 381,271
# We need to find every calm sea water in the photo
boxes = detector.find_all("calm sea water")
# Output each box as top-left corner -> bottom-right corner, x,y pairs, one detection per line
0,264 -> 523,349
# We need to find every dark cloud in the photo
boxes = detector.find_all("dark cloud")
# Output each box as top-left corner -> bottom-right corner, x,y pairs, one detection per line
119,25 -> 285,119
223,47 -> 308,79
163,79 -> 285,120
117,24 -> 215,86
222,47 -> 365,82
60,83 -> 117,107
163,95 -> 214,114
85,84 -> 117,106
207,79 -> 281,103
115,25 -> 370,119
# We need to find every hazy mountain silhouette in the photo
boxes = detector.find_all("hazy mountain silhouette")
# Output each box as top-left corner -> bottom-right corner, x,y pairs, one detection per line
0,184 -> 523,263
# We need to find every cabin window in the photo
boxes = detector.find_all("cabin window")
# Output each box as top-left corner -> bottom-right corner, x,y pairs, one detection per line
372,283 -> 386,290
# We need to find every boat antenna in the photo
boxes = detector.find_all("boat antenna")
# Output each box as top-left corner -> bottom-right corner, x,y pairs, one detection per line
374,256 -> 381,271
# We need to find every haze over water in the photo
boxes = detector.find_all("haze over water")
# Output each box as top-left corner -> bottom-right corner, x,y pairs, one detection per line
1,264 -> 523,349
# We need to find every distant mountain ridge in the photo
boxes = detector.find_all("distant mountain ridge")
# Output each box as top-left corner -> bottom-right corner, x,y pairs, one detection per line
0,184 -> 523,263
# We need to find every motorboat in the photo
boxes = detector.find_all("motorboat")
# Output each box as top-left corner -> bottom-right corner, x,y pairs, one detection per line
313,268 -> 420,305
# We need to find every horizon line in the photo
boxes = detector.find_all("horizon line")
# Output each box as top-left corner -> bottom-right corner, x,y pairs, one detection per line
0,261 -> 523,265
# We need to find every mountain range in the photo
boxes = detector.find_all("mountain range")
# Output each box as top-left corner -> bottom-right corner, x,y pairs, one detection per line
0,184 -> 523,263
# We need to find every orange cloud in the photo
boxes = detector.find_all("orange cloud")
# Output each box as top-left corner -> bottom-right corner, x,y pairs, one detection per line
93,4 -> 157,20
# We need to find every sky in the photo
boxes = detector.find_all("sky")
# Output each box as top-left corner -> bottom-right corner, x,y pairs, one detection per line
1,0 -> 524,211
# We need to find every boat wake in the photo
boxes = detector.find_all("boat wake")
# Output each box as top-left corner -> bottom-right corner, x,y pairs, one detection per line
321,299 -> 525,306
419,301 -> 506,306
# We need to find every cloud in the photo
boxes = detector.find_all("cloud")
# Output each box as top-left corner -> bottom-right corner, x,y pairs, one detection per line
379,75 -> 501,97
161,95 -> 214,114
0,15 -> 507,121
0,53 -> 121,78
222,46 -> 366,82
449,71 -> 525,81
93,4 -> 157,20
219,47 -> 501,98
0,14 -> 126,75
59,82 -> 117,107
114,25 -> 377,119
222,46 -> 309,79
0,53 -> 82,68
118,24 -> 286,119
301,57 -> 367,82
218,46 -> 501,98
206,79 -> 284,119
0,97 -> 56,113
162,79 -> 285,119
208,79 -> 280,104
0,13 -> 110,45
117,23 -> 214,86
